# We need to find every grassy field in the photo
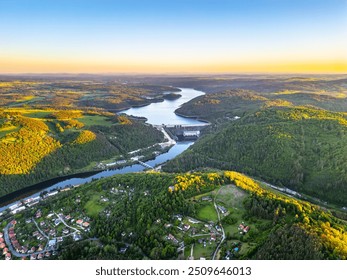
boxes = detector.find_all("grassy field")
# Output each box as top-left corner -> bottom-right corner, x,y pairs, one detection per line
84,194 -> 107,217
196,203 -> 218,222
79,115 -> 114,127
215,185 -> 248,209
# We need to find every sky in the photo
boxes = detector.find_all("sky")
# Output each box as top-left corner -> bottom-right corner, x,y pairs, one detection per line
0,0 -> 346,74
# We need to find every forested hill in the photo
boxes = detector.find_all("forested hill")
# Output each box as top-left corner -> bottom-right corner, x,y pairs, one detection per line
163,106 -> 347,206
0,108 -> 164,196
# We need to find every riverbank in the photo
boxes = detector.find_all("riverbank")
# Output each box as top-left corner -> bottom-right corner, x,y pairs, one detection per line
0,88 -> 206,211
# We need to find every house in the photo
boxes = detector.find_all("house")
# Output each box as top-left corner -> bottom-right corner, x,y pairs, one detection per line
2,248 -> 8,254
0,232 -> 3,238
168,234 -> 179,244
30,254 -> 36,260
21,246 -> 28,254
65,215 -> 71,221
73,233 -> 82,241
188,218 -> 200,224
173,214 -> 183,221
82,222 -> 90,228
119,247 -> 128,254
76,219 -> 83,225
48,239 -> 57,247
37,253 -> 43,260
168,186 -> 175,192
0,238 -> 4,243
5,252 -> 11,260
38,244 -> 44,251
45,251 -> 51,258
57,237 -> 63,243
54,219 -> 61,226
210,234 -> 216,241
183,224 -> 191,231
0,243 -> 5,249
217,205 -> 228,214
40,221 -> 46,226
62,228 -> 69,235
243,226 -> 250,233
164,223 -> 172,228
215,225 -> 222,232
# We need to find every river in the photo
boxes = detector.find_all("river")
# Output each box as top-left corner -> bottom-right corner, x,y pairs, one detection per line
0,88 -> 205,212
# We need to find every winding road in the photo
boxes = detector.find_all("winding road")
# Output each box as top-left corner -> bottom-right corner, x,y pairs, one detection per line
212,186 -> 226,260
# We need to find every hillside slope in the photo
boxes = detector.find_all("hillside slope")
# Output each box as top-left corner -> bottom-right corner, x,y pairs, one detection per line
164,107 -> 347,205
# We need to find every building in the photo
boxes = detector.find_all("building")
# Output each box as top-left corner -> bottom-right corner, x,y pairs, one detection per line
183,224 -> 191,231
5,252 -> 11,260
217,205 -> 228,214
82,222 -> 90,228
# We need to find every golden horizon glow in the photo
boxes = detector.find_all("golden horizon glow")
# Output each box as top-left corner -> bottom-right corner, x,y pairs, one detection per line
1,56 -> 347,74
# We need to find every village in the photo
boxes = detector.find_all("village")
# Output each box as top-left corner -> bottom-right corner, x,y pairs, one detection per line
161,186 -> 252,260
0,204 -> 91,260
0,177 -> 255,260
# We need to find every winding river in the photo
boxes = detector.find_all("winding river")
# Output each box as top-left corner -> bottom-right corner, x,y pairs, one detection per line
0,88 -> 205,211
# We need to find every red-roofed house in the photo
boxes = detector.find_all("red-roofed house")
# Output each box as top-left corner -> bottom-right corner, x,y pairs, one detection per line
82,222 -> 90,228
0,238 -> 4,243
5,252 -> 11,260
0,243 -> 5,249
76,219 -> 83,225
243,226 -> 250,233
2,248 -> 8,254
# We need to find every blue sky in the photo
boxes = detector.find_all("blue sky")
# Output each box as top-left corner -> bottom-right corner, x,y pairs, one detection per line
0,0 -> 346,73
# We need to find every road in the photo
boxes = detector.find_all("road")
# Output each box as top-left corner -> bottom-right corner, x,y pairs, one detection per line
3,222 -> 49,258
54,212 -> 81,234
212,186 -> 226,260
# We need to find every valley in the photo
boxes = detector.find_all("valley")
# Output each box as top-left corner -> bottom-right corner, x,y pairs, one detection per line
1,74 -> 347,260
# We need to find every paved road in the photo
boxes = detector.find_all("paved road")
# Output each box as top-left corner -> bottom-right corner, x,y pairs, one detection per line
33,219 -> 49,239
212,186 -> 226,260
3,222 -> 48,258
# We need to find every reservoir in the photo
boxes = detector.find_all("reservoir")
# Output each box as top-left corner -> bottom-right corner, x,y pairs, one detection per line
0,88 -> 206,211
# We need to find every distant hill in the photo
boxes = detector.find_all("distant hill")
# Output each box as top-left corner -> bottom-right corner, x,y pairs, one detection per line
0,108 -> 164,196
164,106 -> 347,206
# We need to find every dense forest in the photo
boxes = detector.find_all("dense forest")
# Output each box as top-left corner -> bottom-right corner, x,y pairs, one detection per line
164,106 -> 347,205
0,108 -> 164,196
